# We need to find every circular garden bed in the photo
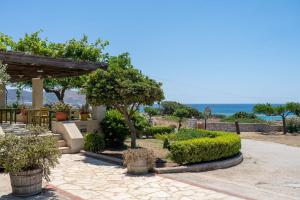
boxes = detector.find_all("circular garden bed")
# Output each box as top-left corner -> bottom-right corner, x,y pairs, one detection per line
156,129 -> 241,165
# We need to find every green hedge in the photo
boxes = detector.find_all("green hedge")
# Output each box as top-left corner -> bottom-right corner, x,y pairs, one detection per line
159,129 -> 241,164
144,126 -> 175,137
155,128 -> 216,141
84,133 -> 105,153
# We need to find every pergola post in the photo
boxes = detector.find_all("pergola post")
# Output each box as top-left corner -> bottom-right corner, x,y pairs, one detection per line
32,78 -> 44,109
0,83 -> 6,108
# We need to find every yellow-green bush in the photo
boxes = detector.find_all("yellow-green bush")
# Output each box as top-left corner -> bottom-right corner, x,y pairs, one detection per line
165,129 -> 241,164
144,126 -> 174,137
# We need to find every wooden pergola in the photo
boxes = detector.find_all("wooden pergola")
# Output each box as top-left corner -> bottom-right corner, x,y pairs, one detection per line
0,51 -> 107,82
0,51 -> 107,108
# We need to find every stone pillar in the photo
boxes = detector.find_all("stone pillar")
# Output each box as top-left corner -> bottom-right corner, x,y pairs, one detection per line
91,105 -> 106,122
32,78 -> 43,109
0,83 -> 6,108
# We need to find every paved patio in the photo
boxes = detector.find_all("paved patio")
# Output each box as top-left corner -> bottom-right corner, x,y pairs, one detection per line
48,154 -> 243,200
0,154 -> 243,200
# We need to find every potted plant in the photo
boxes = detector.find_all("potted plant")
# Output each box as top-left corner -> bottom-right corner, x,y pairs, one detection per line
123,148 -> 155,175
80,104 -> 90,121
0,134 -> 60,197
52,102 -> 71,121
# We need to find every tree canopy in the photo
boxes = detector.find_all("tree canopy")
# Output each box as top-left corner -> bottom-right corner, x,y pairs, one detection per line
0,31 -> 109,101
144,107 -> 160,120
174,108 -> 191,130
85,53 -> 164,148
254,102 -> 300,134
160,101 -> 203,119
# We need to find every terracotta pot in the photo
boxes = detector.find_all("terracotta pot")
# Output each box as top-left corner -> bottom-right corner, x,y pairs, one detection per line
80,113 -> 89,121
126,157 -> 149,175
10,168 -> 42,197
55,112 -> 68,121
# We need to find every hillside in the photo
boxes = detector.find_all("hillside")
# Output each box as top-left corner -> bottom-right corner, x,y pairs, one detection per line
7,89 -> 85,106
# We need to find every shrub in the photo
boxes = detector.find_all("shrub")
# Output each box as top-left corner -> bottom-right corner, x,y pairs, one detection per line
51,102 -> 72,113
84,133 -> 105,153
144,126 -> 175,137
101,109 -> 149,148
101,109 -> 129,148
0,134 -> 60,181
155,128 -> 216,141
287,117 -> 300,133
156,129 -> 241,164
232,112 -> 257,119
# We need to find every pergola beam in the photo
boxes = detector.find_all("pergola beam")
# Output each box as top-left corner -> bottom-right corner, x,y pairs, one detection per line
0,51 -> 108,82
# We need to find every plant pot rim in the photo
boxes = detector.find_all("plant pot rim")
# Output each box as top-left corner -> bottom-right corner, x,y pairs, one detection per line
9,168 -> 42,176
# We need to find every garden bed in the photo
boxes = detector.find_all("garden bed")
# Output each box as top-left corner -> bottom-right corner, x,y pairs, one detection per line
83,129 -> 242,171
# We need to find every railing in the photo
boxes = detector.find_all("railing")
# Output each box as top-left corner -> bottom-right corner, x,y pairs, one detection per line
0,108 -> 18,124
25,109 -> 52,130
0,108 -> 52,130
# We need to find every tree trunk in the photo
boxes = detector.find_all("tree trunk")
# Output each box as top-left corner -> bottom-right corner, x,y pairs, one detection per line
282,115 -> 287,135
44,88 -> 65,102
178,118 -> 182,130
123,112 -> 137,148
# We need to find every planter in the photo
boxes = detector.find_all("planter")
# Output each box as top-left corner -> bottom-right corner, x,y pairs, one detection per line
126,157 -> 149,175
124,148 -> 154,175
80,113 -> 89,121
55,112 -> 68,121
10,168 -> 43,197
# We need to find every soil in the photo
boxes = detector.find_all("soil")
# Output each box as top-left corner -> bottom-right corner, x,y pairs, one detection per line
240,132 -> 300,147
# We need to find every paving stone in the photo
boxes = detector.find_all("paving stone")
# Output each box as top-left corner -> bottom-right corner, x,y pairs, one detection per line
48,154 -> 243,200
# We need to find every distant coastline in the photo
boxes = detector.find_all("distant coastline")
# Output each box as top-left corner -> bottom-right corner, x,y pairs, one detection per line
186,104 -> 283,121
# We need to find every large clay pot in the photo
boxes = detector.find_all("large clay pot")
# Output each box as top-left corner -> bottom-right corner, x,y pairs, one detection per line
55,112 -> 68,121
126,157 -> 149,175
80,113 -> 89,121
10,168 -> 43,197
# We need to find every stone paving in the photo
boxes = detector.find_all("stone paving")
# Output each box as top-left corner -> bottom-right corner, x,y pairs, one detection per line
49,154 -> 243,200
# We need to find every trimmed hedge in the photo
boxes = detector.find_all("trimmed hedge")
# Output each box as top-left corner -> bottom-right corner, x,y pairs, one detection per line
155,128 -> 215,141
144,126 -> 175,137
158,129 -> 241,164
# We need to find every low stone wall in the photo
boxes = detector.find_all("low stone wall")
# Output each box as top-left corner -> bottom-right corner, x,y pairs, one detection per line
206,122 -> 282,132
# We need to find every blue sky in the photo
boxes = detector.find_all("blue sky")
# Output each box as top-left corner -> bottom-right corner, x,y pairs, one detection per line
1,0 -> 300,103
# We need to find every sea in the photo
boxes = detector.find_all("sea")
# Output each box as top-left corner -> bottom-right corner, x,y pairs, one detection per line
186,104 -> 283,121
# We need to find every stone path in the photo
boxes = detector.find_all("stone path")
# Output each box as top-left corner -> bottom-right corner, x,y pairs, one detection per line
49,154 -> 243,200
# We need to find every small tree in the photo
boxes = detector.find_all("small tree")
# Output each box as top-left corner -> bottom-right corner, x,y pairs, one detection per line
85,53 -> 164,148
174,108 -> 190,130
254,103 -> 300,134
144,107 -> 159,123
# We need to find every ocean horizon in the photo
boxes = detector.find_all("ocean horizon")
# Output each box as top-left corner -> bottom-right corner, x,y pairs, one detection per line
186,104 -> 283,121
185,104 -> 282,116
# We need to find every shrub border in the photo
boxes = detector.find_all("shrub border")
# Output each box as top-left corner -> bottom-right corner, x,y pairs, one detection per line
81,150 -> 243,174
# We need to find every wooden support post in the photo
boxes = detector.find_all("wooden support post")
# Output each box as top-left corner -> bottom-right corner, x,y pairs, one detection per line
235,121 -> 240,135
